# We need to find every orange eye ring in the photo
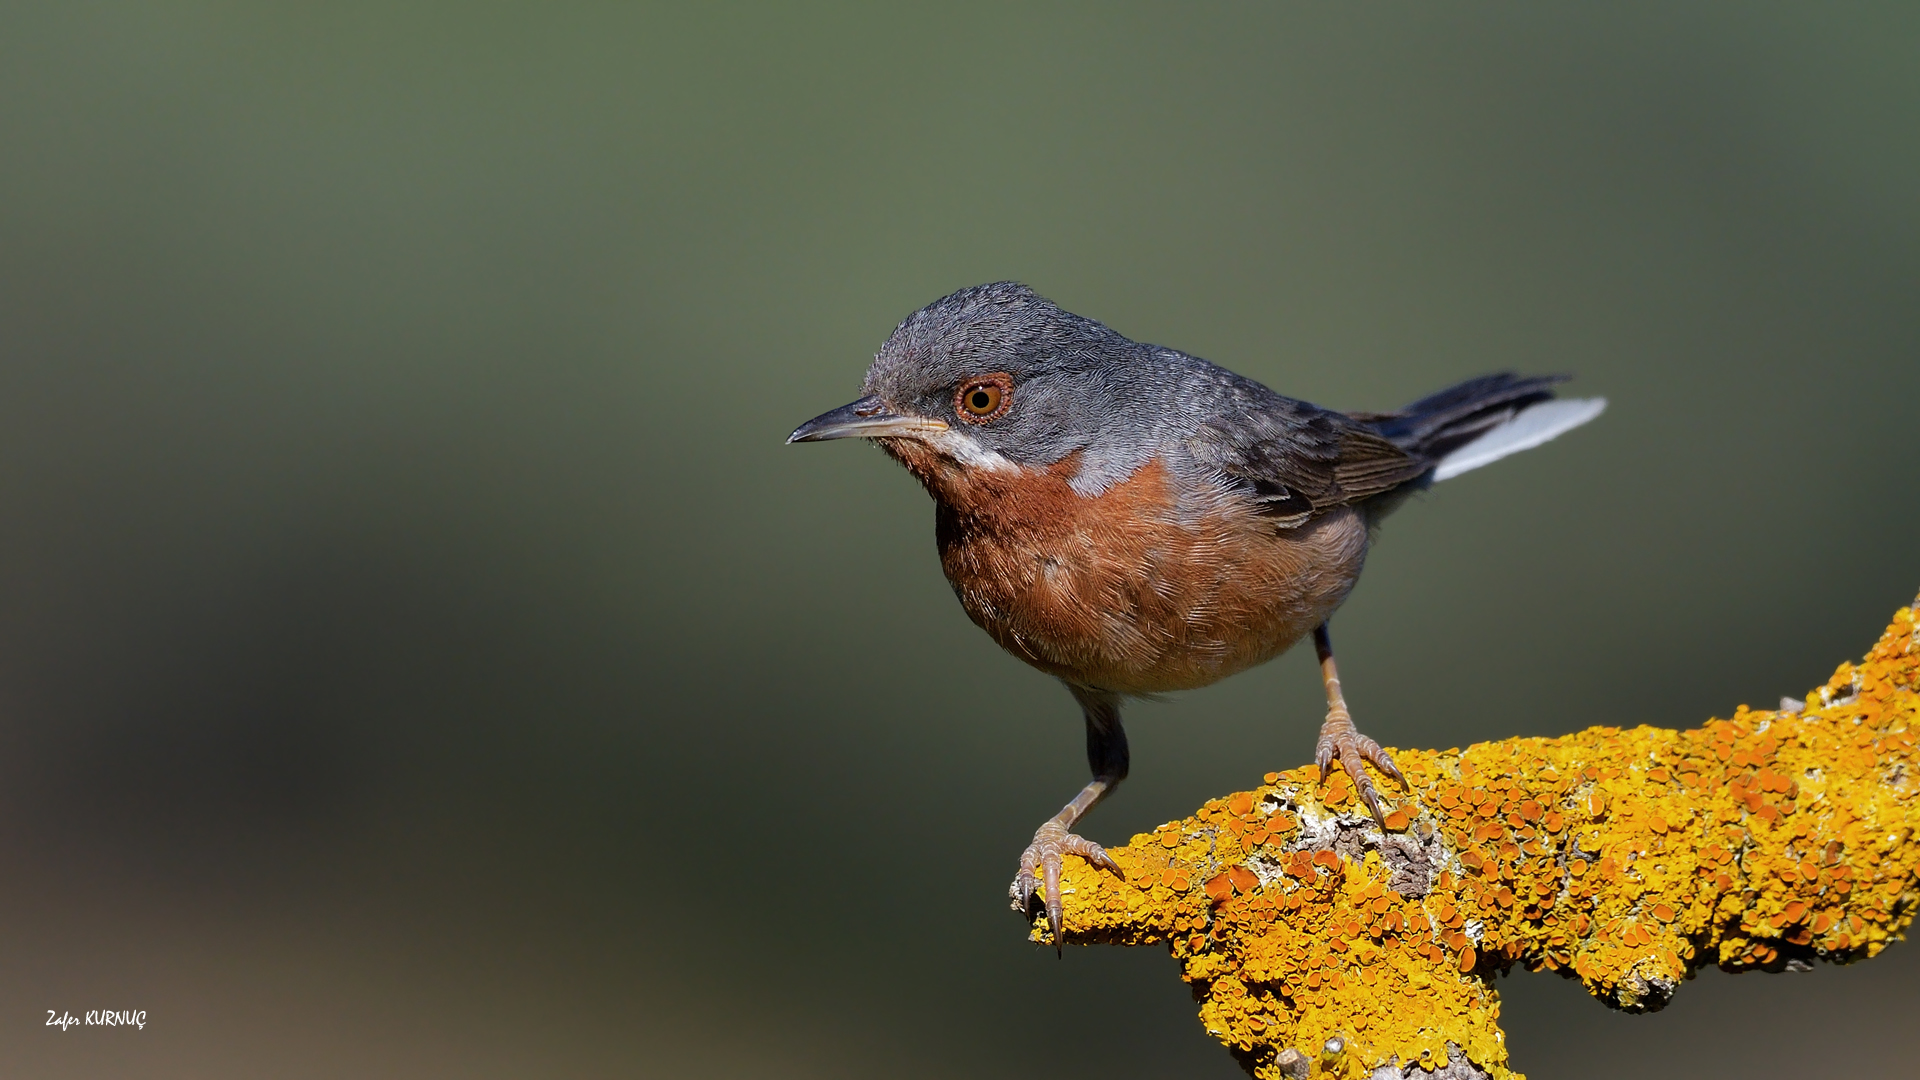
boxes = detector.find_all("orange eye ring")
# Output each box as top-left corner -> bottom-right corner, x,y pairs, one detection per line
955,372 -> 1013,422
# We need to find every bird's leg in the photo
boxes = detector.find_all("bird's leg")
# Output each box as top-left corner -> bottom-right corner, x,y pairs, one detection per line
1312,622 -> 1408,829
1011,684 -> 1127,952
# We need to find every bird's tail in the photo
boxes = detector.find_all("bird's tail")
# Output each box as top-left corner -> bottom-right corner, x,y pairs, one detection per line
1354,373 -> 1605,482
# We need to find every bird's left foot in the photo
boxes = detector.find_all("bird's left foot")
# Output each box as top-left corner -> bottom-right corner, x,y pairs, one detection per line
1316,713 -> 1409,829
1009,819 -> 1121,950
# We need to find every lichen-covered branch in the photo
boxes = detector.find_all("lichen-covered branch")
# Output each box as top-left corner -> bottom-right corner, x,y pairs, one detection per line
1026,597 -> 1920,1080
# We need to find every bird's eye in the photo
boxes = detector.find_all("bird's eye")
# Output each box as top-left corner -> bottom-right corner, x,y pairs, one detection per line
955,373 -> 1013,422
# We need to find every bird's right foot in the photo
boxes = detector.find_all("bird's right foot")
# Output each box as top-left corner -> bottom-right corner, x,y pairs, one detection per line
1316,712 -> 1408,829
1009,819 -> 1120,950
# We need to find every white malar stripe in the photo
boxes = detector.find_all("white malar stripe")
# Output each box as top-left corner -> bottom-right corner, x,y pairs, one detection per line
923,426 -> 1020,472
1431,397 -> 1607,482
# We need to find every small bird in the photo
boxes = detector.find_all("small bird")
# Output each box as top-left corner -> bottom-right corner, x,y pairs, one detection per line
789,283 -> 1603,945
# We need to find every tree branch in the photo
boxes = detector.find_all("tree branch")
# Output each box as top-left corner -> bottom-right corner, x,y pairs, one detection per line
1025,595 -> 1920,1079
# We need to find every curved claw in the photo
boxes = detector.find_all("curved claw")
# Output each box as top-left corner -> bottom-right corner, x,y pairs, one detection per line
1009,823 -> 1121,954
1317,725 -> 1408,830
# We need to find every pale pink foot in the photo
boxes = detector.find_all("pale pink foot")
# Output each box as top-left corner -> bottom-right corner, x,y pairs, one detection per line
1009,818 -> 1120,952
1316,716 -> 1408,829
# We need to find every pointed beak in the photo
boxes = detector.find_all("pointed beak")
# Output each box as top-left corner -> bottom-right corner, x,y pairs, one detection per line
787,395 -> 949,444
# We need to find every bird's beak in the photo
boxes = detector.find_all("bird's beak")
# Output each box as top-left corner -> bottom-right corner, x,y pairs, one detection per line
787,395 -> 949,444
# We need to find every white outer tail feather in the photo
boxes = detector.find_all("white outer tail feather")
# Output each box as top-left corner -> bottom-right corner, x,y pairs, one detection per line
1431,397 -> 1606,482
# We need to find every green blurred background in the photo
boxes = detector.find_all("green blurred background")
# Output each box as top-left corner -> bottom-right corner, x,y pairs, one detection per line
1,3 -> 1915,1076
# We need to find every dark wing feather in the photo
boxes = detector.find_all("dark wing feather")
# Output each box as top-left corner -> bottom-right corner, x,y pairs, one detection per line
1331,427 -> 1429,497
1183,370 -> 1428,526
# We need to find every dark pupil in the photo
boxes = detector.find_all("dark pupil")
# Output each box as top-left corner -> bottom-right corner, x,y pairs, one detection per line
970,390 -> 991,411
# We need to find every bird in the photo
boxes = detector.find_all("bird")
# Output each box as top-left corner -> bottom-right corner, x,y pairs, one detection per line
788,282 -> 1604,946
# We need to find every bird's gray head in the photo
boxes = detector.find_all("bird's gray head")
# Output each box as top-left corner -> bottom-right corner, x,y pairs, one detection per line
788,282 -> 1148,475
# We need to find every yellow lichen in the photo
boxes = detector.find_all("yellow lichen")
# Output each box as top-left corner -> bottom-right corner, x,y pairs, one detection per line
1029,597 -> 1920,1079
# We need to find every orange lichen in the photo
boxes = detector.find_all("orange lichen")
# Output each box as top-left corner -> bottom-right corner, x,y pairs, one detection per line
1023,597 -> 1920,1079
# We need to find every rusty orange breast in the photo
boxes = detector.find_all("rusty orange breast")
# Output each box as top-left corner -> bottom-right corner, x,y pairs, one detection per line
884,441 -> 1370,694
